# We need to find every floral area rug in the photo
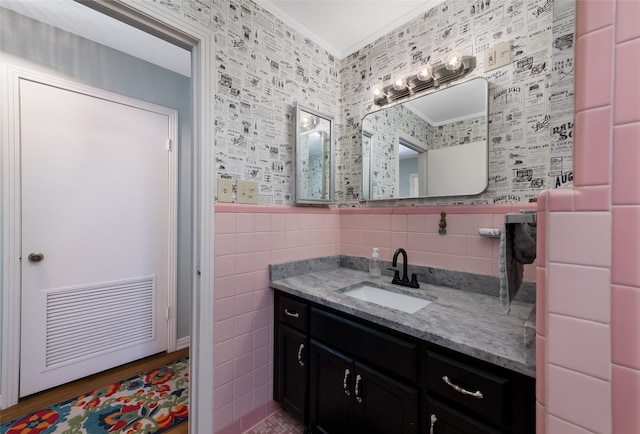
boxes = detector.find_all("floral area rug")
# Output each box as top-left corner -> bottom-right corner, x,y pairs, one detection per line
2,358 -> 189,434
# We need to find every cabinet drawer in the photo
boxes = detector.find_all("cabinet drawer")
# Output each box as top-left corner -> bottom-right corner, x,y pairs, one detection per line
311,307 -> 418,382
279,294 -> 309,332
425,351 -> 509,428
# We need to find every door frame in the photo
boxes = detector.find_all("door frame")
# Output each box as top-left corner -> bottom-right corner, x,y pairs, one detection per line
0,1 -> 216,432
395,131 -> 429,198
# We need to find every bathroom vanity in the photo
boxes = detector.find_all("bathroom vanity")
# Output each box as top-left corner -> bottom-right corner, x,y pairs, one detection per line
271,257 -> 536,434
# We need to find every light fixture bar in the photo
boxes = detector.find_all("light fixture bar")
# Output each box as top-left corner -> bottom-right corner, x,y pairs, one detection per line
374,55 -> 477,106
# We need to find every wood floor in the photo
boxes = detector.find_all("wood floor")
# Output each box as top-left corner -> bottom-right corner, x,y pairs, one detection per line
0,348 -> 190,433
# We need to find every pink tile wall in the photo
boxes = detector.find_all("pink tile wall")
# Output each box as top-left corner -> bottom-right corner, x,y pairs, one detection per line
609,0 -> 640,427
536,192 -> 548,434
339,204 -> 537,281
213,204 -> 339,433
213,202 -> 539,432
540,0 -> 640,433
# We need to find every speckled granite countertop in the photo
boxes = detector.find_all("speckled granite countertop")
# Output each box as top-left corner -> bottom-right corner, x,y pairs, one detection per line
270,256 -> 536,378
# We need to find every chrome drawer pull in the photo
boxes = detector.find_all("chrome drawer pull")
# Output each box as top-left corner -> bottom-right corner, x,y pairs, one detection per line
343,368 -> 351,396
442,376 -> 484,399
429,414 -> 437,434
355,374 -> 362,403
284,308 -> 299,318
297,343 -> 305,367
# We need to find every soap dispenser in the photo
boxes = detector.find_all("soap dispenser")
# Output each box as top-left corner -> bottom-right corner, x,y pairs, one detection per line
369,247 -> 381,278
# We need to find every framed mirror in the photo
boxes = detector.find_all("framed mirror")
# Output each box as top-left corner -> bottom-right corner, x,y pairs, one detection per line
362,77 -> 489,200
295,104 -> 334,205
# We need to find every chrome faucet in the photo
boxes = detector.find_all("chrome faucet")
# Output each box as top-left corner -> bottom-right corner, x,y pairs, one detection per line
390,248 -> 420,288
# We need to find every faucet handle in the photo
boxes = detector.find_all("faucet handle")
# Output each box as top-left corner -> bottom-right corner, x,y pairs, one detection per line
409,273 -> 420,288
388,267 -> 402,284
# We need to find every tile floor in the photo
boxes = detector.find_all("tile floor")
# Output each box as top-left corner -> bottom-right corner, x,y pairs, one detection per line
242,408 -> 306,434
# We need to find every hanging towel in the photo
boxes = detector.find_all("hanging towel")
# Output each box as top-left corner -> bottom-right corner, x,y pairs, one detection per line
500,221 -> 537,313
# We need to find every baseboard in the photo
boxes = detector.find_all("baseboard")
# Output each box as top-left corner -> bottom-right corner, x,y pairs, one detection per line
177,336 -> 190,350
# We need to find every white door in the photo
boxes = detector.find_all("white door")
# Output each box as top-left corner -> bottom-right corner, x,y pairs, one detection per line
19,77 -> 177,397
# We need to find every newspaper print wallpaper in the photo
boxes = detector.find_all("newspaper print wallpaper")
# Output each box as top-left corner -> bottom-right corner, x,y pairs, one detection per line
208,0 -> 341,204
338,0 -> 575,206
429,115 -> 487,149
151,0 -> 574,206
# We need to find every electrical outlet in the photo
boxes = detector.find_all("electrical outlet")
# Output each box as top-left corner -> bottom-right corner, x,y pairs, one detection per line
484,40 -> 512,72
217,178 -> 234,203
237,180 -> 259,204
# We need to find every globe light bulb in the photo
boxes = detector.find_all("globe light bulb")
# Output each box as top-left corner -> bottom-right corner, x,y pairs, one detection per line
392,75 -> 407,91
445,51 -> 463,71
417,64 -> 433,81
372,84 -> 384,98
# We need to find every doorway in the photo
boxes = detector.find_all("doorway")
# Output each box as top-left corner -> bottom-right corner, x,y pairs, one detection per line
1,2 -> 215,431
396,134 -> 428,198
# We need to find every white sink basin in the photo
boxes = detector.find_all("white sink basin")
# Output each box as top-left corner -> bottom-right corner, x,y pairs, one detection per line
342,282 -> 432,314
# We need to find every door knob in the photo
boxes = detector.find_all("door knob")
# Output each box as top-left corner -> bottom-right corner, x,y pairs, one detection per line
28,252 -> 44,263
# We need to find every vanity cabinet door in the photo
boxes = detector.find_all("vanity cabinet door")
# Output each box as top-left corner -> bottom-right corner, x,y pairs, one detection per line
309,339 -> 418,434
309,339 -> 354,433
354,362 -> 418,434
425,398 -> 503,434
278,324 -> 308,423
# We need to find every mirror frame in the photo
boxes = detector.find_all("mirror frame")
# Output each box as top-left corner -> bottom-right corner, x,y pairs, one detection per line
362,77 -> 489,201
295,104 -> 335,205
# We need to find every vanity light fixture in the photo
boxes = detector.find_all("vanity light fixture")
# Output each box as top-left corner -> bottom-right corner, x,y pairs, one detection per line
373,54 -> 476,106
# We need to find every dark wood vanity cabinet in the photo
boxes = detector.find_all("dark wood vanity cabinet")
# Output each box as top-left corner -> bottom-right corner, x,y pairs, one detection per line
273,290 -> 535,434
274,292 -> 310,423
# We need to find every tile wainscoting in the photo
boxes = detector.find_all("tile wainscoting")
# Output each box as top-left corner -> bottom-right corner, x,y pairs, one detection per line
213,202 -> 537,433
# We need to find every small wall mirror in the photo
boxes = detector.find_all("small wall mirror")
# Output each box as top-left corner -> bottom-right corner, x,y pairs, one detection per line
295,104 -> 334,205
362,77 -> 489,200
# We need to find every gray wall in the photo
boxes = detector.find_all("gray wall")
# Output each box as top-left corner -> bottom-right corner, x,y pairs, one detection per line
0,8 -> 193,356
399,157 -> 419,197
